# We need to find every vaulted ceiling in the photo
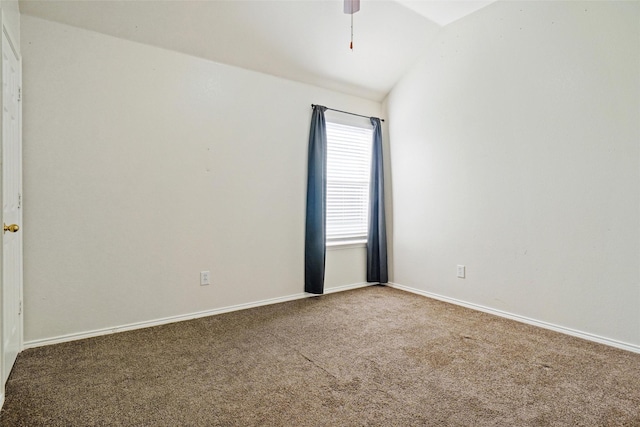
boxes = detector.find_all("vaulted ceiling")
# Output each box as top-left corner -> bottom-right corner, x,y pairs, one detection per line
19,0 -> 496,101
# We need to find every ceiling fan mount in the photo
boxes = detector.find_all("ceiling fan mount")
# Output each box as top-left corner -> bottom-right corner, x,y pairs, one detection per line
344,0 -> 360,14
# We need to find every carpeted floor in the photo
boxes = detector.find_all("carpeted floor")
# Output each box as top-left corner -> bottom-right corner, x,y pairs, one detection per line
1,285 -> 639,426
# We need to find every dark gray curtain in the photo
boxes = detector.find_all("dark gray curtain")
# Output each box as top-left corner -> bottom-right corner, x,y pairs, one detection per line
367,117 -> 388,283
305,105 -> 327,294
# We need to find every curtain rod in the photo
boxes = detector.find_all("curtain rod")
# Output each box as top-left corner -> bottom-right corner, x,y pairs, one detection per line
311,104 -> 384,122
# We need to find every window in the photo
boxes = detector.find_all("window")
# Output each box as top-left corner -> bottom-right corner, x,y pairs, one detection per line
326,120 -> 373,244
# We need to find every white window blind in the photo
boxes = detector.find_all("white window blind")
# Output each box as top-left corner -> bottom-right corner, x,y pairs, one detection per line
326,121 -> 373,243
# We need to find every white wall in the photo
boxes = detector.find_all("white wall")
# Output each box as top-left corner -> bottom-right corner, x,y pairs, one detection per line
21,15 -> 381,343
387,1 -> 640,347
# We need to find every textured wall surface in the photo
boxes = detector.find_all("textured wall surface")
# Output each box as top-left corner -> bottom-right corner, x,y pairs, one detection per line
387,1 -> 640,347
21,15 -> 381,342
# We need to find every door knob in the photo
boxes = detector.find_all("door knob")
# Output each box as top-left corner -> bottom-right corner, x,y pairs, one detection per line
3,223 -> 19,233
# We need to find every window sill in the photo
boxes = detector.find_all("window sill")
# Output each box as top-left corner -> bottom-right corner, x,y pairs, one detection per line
326,240 -> 367,250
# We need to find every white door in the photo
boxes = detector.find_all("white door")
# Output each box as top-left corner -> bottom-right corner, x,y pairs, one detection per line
2,27 -> 22,387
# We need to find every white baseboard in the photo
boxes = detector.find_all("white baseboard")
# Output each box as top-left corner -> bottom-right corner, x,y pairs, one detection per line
324,281 -> 372,295
387,282 -> 640,354
28,281 -> 636,354
23,282 -> 371,350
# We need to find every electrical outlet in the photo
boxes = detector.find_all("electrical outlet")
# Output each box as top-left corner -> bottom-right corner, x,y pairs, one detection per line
457,265 -> 465,279
200,271 -> 211,286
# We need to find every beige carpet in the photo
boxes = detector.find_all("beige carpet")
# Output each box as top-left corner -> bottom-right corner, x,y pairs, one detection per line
1,285 -> 639,426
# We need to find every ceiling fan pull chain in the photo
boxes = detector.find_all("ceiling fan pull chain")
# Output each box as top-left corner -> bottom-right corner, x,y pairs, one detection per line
344,0 -> 359,51
350,12 -> 354,50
